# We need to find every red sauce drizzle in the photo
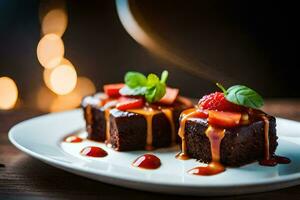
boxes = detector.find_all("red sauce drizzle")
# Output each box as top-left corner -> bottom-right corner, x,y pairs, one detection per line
188,125 -> 225,176
259,116 -> 291,166
64,135 -> 83,143
259,155 -> 291,166
80,146 -> 108,157
132,154 -> 161,169
274,155 -> 291,164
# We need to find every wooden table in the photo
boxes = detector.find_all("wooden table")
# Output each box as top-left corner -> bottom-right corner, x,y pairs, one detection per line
1,100 -> 300,199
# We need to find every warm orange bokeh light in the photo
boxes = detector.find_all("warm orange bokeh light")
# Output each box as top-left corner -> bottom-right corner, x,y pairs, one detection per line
37,76 -> 96,112
43,67 -> 52,89
50,77 -> 96,112
74,77 -> 96,97
49,60 -> 77,95
0,77 -> 18,110
43,58 -> 73,90
36,86 -> 56,112
37,33 -> 64,69
50,93 -> 81,112
41,8 -> 68,37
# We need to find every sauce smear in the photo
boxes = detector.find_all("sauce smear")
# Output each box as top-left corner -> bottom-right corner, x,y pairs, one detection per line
80,146 -> 108,157
260,155 -> 291,166
64,135 -> 83,143
274,155 -> 291,164
132,154 -> 161,169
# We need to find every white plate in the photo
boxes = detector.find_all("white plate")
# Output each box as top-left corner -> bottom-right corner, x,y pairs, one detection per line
8,109 -> 300,196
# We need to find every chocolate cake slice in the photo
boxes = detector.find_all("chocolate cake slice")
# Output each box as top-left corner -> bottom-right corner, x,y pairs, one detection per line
176,84 -> 290,176
82,93 -> 117,142
82,93 -> 192,150
184,115 -> 278,166
109,107 -> 183,151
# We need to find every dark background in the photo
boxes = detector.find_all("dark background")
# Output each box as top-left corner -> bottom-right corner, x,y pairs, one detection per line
0,0 -> 298,106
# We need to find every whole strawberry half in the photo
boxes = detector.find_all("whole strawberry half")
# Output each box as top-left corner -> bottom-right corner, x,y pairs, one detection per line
198,92 -> 242,111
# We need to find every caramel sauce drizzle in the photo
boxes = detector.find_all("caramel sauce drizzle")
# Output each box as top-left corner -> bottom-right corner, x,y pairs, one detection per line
103,100 -> 118,144
128,108 -> 160,150
259,115 -> 290,166
176,108 -> 199,160
161,108 -> 176,145
104,109 -> 111,144
262,115 -> 270,160
85,105 -> 93,134
205,126 -> 225,162
187,125 -> 226,176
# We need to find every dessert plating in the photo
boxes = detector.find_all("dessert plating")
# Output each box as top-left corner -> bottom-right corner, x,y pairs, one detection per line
177,83 -> 290,175
82,71 -> 193,151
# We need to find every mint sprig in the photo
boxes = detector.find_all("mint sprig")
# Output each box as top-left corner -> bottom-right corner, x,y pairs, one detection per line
216,83 -> 264,109
120,70 -> 168,103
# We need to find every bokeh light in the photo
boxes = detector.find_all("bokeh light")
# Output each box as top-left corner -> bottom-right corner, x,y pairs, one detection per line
48,59 -> 77,95
43,67 -> 52,90
0,77 -> 18,110
74,77 -> 96,97
39,0 -> 66,23
43,58 -> 74,91
36,86 -> 56,112
35,0 -> 94,112
37,76 -> 96,112
37,33 -> 64,69
50,77 -> 96,112
41,8 -> 68,37
50,92 -> 81,112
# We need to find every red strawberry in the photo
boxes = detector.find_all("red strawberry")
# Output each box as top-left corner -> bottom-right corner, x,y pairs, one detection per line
208,110 -> 241,127
103,83 -> 125,97
159,87 -> 179,105
116,98 -> 144,111
198,92 -> 242,112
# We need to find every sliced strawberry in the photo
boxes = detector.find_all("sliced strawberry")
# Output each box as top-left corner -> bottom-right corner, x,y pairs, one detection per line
208,110 -> 241,128
159,87 -> 179,105
195,109 -> 209,118
116,98 -> 144,111
103,83 -> 125,97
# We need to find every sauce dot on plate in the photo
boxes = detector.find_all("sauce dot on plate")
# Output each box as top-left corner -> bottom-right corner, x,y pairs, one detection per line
80,146 -> 108,157
64,135 -> 83,143
132,154 -> 161,169
188,162 -> 225,176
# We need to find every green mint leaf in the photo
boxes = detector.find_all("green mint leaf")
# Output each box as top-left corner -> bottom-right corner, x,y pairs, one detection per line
145,87 -> 156,102
160,70 -> 168,84
119,85 -> 147,96
124,72 -> 147,88
223,84 -> 264,109
123,70 -> 168,103
155,82 -> 167,101
145,82 -> 166,103
146,74 -> 160,89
